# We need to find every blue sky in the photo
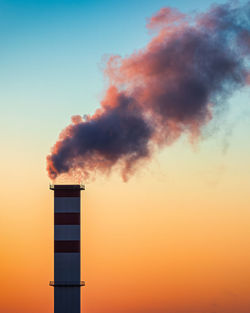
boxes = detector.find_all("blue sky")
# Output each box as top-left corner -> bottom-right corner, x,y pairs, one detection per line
0,0 -> 248,170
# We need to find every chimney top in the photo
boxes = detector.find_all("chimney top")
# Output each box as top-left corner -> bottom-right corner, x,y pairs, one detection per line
49,184 -> 85,190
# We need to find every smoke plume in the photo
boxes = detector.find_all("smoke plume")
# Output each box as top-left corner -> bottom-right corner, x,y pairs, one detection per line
47,1 -> 250,181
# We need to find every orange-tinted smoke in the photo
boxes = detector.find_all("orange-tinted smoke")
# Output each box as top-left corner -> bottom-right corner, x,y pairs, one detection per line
47,1 -> 250,181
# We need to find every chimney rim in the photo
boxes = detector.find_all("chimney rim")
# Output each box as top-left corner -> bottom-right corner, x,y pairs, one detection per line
49,184 -> 85,190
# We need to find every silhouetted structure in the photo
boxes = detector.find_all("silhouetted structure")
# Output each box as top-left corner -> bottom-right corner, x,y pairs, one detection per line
49,184 -> 85,313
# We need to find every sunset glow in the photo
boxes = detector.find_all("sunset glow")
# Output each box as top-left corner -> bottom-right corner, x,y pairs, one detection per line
0,1 -> 250,313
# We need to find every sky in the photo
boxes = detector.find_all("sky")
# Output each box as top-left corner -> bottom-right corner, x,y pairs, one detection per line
0,0 -> 250,312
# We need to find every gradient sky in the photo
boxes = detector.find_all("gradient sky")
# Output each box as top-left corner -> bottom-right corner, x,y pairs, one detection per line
0,0 -> 250,312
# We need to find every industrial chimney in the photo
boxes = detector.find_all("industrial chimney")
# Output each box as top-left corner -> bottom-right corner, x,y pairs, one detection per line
49,184 -> 85,313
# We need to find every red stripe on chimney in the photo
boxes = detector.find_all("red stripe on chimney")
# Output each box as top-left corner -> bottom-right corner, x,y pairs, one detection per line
54,240 -> 80,253
54,213 -> 80,225
54,189 -> 80,197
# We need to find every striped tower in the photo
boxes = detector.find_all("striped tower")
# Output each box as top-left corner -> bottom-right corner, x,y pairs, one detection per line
49,184 -> 85,313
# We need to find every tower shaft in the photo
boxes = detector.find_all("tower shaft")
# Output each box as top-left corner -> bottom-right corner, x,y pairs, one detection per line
50,184 -> 85,313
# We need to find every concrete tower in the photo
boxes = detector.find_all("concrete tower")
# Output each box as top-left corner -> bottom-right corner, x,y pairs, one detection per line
50,184 -> 85,313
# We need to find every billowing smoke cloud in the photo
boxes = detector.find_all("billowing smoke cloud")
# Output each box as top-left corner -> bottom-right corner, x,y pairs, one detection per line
47,1 -> 250,181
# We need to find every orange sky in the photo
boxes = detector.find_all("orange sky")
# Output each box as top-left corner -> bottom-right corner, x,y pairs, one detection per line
1,127 -> 250,313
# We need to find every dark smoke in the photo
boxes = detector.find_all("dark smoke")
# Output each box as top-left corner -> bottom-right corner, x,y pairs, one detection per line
47,1 -> 250,181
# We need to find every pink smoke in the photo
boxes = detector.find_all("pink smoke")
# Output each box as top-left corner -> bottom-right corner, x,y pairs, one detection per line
47,1 -> 250,181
